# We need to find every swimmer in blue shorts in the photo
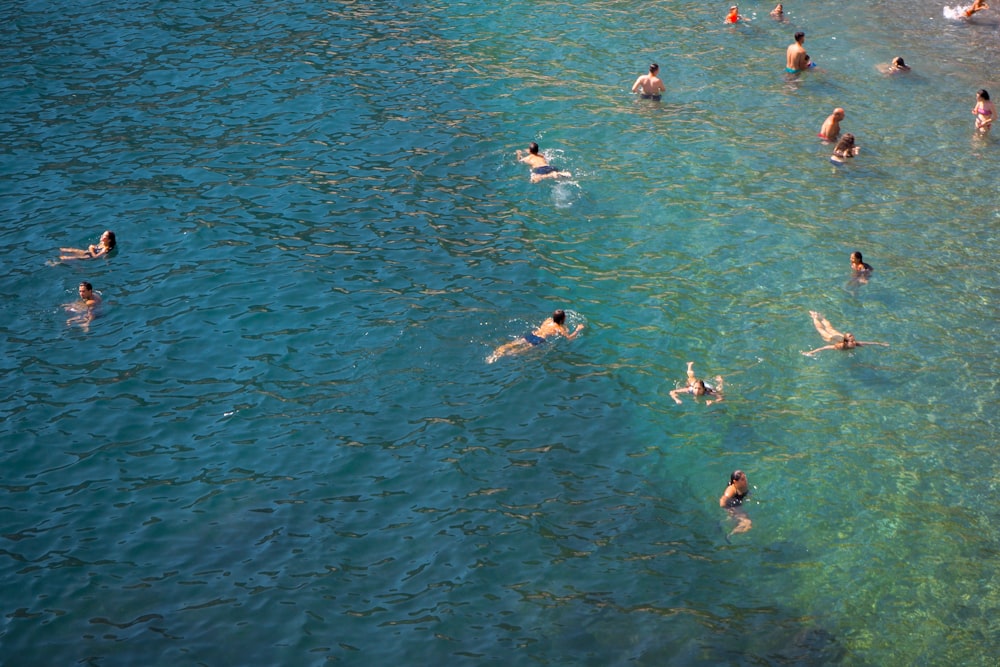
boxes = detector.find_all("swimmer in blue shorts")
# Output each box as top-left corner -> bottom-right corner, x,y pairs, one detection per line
487,309 -> 584,363
517,142 -> 572,183
785,31 -> 808,73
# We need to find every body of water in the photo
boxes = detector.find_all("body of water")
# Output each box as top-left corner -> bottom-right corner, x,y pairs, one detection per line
2,0 -> 999,664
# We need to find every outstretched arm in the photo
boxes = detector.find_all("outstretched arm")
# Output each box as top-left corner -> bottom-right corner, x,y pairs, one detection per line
856,341 -> 889,347
802,345 -> 835,356
564,324 -> 584,340
669,388 -> 685,405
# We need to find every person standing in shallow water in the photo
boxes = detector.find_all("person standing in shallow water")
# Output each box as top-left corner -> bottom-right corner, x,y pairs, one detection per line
486,309 -> 583,363
631,63 -> 666,101
818,108 -> 845,142
720,470 -> 752,538
850,251 -> 873,283
972,89 -> 995,133
786,31 -> 808,73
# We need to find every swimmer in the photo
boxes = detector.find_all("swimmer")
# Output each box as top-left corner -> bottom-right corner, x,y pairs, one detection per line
972,89 -> 995,133
631,62 -> 666,101
965,0 -> 989,17
803,311 -> 888,356
818,108 -> 845,142
670,361 -> 724,405
888,56 -> 910,73
64,281 -> 102,331
725,5 -> 741,23
850,250 -> 873,283
786,32 -> 809,73
770,3 -> 784,19
486,309 -> 583,363
720,470 -> 752,538
59,230 -> 116,261
516,142 -> 572,183
830,133 -> 860,163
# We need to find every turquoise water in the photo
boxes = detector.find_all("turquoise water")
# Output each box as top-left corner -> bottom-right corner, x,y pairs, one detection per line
2,0 -> 998,664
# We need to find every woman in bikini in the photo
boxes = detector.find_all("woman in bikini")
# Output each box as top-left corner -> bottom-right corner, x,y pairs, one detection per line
60,230 -> 116,261
670,361 -> 724,405
803,311 -> 889,356
972,89 -> 995,133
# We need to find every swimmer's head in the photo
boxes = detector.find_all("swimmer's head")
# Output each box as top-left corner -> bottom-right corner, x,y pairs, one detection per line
794,31 -> 805,43
835,133 -> 856,152
693,380 -> 707,396
730,470 -> 746,485
891,57 -> 907,69
977,89 -> 990,102
649,63 -> 659,73
528,142 -> 540,155
102,230 -> 117,250
552,309 -> 566,325
843,333 -> 857,348
79,281 -> 93,295
850,250 -> 863,264
834,107 -> 845,120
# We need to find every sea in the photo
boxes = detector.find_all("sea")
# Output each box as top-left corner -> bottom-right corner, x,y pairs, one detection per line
1,0 -> 998,665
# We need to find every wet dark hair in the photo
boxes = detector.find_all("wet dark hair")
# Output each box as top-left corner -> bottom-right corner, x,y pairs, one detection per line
834,133 -> 856,153
978,89 -> 990,101
693,380 -> 707,396
892,57 -> 906,68
851,251 -> 863,263
104,231 -> 117,250
730,470 -> 745,484
529,142 -> 540,154
80,281 -> 93,291
649,63 -> 659,73
794,31 -> 804,42
552,309 -> 566,325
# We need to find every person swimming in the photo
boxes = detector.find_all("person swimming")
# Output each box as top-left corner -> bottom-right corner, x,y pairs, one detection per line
725,5 -> 741,23
670,361 -> 724,405
59,230 -> 116,261
888,56 -> 910,73
965,0 -> 989,17
486,309 -> 584,363
803,311 -> 889,356
516,142 -> 572,183
719,470 -> 752,538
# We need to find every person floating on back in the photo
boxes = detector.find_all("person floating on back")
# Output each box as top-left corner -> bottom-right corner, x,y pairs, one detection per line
60,230 -> 116,261
670,361 -> 724,405
803,311 -> 888,356
517,143 -> 572,183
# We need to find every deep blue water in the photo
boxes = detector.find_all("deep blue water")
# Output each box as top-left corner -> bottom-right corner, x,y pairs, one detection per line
2,1 -> 999,665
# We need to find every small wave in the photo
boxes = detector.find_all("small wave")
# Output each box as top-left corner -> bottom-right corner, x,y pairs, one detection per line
943,5 -> 970,19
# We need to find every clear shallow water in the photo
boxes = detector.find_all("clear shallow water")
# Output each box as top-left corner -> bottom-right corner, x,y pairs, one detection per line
1,0 -> 998,665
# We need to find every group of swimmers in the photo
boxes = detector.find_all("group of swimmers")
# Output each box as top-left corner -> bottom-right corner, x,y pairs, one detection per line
53,230 -> 116,330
